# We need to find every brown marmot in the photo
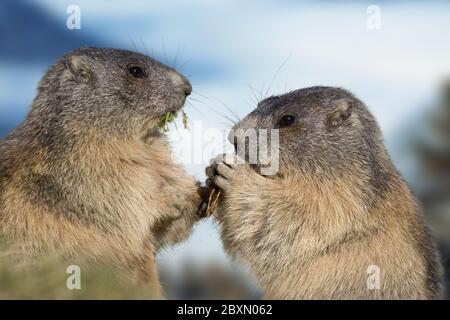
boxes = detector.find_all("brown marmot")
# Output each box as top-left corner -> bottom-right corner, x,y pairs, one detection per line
0,47 -> 208,297
206,86 -> 442,299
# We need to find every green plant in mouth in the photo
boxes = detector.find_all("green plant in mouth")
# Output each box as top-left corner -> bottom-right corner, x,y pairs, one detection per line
157,111 -> 176,133
181,110 -> 188,129
157,110 -> 189,132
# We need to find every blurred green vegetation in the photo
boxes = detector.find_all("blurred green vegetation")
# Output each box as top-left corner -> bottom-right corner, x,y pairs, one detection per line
0,242 -> 160,299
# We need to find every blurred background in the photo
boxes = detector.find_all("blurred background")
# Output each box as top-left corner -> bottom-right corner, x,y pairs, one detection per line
1,0 -> 450,299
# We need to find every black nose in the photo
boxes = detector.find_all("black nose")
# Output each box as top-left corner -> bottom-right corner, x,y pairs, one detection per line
183,81 -> 192,96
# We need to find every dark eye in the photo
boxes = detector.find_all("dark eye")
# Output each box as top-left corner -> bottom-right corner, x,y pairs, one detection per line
278,114 -> 296,128
128,66 -> 145,78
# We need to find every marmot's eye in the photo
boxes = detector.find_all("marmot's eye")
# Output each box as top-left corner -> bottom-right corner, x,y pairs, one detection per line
128,66 -> 145,78
278,114 -> 296,128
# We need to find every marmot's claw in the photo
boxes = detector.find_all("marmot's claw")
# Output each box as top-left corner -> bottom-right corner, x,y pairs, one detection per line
197,201 -> 209,218
205,166 -> 215,179
205,178 -> 213,188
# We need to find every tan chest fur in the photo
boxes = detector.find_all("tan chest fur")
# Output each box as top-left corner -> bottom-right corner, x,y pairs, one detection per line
0,133 -> 200,291
216,166 -> 441,299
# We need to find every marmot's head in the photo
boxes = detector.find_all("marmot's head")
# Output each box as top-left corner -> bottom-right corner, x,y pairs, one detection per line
229,86 -> 386,177
31,47 -> 191,140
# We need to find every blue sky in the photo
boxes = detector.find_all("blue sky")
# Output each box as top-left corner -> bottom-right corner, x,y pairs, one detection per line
1,0 -> 450,269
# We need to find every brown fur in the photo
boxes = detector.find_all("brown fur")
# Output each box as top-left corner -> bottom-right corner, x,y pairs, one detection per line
207,86 -> 442,299
0,48 -> 206,297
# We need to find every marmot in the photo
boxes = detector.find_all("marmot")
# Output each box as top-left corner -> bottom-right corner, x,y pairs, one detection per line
0,47 -> 208,297
206,86 -> 442,299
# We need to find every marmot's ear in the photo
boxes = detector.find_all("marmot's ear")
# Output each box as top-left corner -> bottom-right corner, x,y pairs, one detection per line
65,55 -> 92,83
327,98 -> 353,127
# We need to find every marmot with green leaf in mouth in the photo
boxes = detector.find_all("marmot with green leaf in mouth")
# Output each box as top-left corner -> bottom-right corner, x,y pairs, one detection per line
206,86 -> 442,299
0,47 -> 209,297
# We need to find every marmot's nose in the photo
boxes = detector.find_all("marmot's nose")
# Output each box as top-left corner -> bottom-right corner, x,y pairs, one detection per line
169,70 -> 192,96
183,81 -> 192,96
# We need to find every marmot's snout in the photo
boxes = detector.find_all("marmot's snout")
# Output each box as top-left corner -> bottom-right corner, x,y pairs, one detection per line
182,78 -> 192,97
169,70 -> 192,97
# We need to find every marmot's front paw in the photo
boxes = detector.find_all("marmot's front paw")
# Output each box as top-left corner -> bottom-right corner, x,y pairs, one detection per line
205,154 -> 242,191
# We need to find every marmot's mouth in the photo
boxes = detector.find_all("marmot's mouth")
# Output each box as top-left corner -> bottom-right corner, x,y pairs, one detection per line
154,103 -> 188,133
159,108 -> 179,119
160,102 -> 185,119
